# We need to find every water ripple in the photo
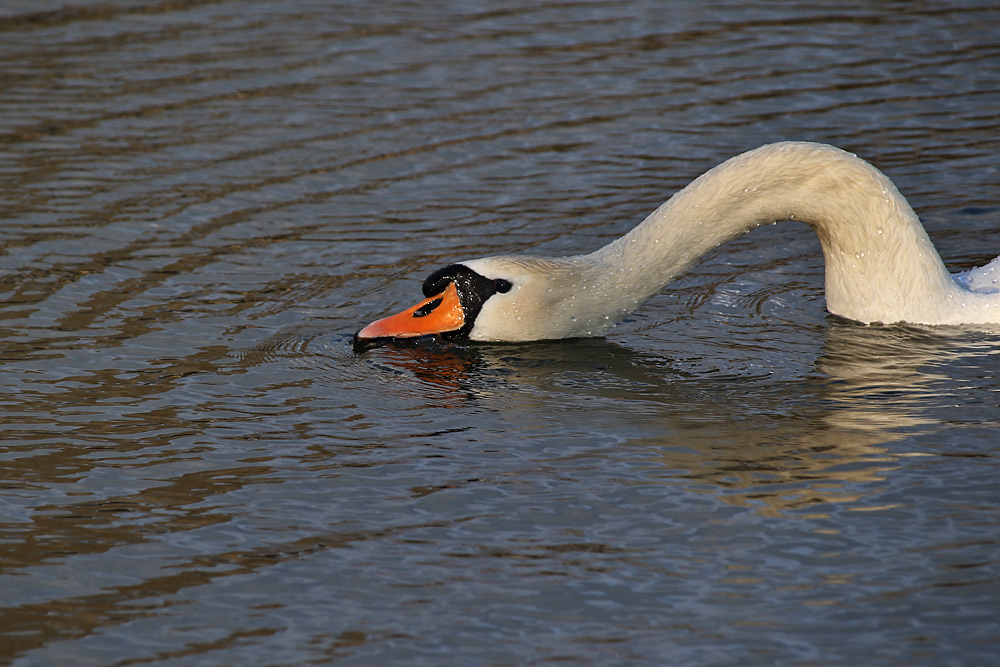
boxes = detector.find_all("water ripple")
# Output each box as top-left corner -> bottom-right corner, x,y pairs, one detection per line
2,1 -> 1000,665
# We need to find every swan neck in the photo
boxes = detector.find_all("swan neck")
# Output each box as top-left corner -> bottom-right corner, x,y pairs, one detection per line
588,142 -> 958,324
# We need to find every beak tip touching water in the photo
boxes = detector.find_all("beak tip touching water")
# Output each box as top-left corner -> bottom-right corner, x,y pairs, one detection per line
352,329 -> 382,353
352,317 -> 406,353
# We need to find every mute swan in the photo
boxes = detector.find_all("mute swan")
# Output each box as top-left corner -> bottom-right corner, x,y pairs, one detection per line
354,141 -> 1000,350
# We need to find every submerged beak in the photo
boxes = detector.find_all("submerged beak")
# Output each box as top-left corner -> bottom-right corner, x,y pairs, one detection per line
354,282 -> 465,351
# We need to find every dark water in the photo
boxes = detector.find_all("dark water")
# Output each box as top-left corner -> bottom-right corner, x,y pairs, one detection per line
2,1 -> 1000,665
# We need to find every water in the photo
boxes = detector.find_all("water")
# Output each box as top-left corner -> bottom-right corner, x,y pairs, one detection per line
2,1 -> 1000,665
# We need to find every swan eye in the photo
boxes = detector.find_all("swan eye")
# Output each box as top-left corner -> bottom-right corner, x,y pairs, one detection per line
494,279 -> 513,293
413,297 -> 442,317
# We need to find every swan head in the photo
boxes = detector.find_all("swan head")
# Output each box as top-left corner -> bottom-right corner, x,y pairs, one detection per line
354,255 -> 624,351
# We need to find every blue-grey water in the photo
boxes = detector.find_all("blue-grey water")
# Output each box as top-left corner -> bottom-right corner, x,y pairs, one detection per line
2,1 -> 999,665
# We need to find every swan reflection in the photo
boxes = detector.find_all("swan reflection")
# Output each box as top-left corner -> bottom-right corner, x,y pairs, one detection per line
357,321 -> 999,517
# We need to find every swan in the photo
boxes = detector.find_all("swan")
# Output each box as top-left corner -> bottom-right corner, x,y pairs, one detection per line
354,141 -> 1000,350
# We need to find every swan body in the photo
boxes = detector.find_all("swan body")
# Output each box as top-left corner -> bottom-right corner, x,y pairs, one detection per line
355,142 -> 1000,349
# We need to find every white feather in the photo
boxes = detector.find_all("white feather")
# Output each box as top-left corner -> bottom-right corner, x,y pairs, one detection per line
457,142 -> 1000,341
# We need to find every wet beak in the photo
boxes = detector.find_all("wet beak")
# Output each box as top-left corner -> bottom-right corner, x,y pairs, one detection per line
353,282 -> 465,351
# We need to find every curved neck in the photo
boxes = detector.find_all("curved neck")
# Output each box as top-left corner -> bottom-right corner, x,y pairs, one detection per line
588,142 -> 959,323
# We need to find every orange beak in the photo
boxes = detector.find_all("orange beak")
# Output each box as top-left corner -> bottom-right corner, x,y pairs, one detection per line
354,282 -> 466,349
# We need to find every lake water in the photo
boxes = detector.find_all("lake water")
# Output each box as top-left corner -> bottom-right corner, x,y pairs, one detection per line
2,1 -> 999,665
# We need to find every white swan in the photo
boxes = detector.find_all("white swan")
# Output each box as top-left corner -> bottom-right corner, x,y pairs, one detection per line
355,141 -> 1000,349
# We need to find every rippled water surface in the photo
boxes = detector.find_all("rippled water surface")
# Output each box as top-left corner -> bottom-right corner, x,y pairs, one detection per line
3,1 -> 1000,665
